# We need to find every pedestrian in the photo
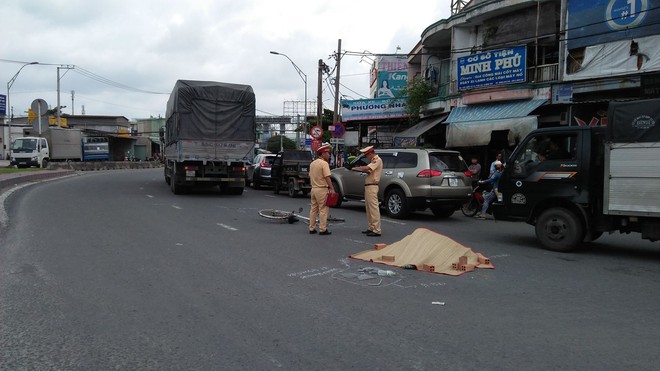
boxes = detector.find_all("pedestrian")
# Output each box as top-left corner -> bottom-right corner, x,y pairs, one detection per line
489,153 -> 503,178
308,144 -> 335,235
468,157 -> 481,187
476,160 -> 503,220
351,145 -> 383,237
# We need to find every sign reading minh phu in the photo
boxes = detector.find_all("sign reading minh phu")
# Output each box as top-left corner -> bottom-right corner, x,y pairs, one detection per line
457,46 -> 527,90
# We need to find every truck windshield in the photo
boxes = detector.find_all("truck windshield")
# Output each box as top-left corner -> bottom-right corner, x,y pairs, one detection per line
13,139 -> 38,151
510,133 -> 577,177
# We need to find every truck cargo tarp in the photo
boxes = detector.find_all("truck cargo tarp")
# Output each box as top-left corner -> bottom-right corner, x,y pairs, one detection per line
607,98 -> 660,143
165,80 -> 256,142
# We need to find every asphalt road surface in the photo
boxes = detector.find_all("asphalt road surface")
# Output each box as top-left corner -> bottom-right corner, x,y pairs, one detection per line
1,169 -> 659,369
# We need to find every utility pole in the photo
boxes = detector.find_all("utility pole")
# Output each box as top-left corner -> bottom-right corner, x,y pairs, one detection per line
71,90 -> 75,115
332,39 -> 342,125
317,59 -> 324,131
57,65 -> 73,127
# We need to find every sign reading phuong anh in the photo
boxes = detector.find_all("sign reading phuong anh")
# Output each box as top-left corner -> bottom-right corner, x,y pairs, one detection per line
457,46 -> 527,90
341,97 -> 407,122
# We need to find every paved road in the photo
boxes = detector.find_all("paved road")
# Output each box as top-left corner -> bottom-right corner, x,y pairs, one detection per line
1,169 -> 659,369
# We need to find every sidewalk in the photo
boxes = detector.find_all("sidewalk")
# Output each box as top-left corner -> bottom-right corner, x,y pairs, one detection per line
0,160 -> 78,192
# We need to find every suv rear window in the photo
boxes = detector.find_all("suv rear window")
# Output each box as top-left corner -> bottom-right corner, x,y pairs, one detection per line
430,153 -> 467,172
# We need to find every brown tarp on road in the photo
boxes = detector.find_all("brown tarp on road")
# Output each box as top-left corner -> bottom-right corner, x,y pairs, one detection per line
350,228 -> 494,276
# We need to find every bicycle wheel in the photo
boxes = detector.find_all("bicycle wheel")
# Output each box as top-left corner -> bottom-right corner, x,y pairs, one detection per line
258,209 -> 292,220
461,198 -> 478,217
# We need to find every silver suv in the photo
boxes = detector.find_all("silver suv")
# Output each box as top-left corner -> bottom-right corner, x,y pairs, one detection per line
330,148 -> 472,219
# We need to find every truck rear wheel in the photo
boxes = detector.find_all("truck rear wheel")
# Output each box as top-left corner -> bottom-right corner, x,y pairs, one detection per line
535,207 -> 584,252
170,164 -> 183,195
288,179 -> 297,198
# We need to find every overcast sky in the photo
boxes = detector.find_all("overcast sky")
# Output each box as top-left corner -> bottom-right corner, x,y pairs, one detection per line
2,0 -> 450,121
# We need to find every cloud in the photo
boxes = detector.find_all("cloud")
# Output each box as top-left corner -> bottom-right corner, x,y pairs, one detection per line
2,0 -> 449,120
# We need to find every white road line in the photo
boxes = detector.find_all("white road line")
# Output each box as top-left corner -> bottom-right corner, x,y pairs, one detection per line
146,194 -> 154,198
382,218 -> 406,225
172,205 -> 182,209
217,223 -> 238,231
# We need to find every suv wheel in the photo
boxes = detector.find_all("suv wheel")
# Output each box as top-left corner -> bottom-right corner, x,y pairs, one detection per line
385,188 -> 409,219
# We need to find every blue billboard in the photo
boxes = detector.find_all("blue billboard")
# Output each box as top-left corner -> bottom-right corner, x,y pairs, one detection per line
567,0 -> 660,49
0,94 -> 6,116
341,97 -> 408,122
457,46 -> 527,90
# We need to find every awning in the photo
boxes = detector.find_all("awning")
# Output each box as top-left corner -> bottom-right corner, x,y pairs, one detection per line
394,113 -> 448,139
393,113 -> 448,147
445,99 -> 546,148
446,116 -> 538,148
446,99 -> 547,123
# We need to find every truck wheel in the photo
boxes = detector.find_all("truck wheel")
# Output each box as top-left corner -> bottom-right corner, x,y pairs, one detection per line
385,188 -> 409,219
41,159 -> 49,169
170,165 -> 183,195
164,166 -> 171,185
331,180 -> 342,208
288,179 -> 297,198
535,208 -> 584,252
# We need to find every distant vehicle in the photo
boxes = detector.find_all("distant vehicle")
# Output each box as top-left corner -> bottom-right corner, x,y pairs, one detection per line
494,98 -> 660,252
162,80 -> 257,195
270,150 -> 313,197
82,136 -> 110,161
330,148 -> 472,219
10,128 -> 83,168
246,153 -> 275,189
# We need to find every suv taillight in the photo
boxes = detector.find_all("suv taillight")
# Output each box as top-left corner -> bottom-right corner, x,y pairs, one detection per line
463,171 -> 472,177
184,165 -> 198,171
417,169 -> 443,178
260,159 -> 271,168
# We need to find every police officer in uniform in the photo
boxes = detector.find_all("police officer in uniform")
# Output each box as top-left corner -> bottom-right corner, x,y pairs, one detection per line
309,144 -> 335,235
351,145 -> 383,237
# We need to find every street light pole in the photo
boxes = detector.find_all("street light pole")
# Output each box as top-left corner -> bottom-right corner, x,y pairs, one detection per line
270,51 -> 308,149
6,62 -> 38,149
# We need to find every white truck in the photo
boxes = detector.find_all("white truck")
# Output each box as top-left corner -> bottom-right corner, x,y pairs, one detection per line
10,128 -> 83,168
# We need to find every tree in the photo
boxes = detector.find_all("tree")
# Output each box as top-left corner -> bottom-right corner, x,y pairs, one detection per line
405,77 -> 433,122
267,135 -> 297,153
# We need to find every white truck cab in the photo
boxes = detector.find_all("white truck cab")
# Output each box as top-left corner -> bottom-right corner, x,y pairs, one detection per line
10,137 -> 50,168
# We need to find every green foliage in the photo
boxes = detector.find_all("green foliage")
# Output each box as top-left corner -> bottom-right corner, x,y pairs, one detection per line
267,135 -> 297,152
406,77 -> 433,122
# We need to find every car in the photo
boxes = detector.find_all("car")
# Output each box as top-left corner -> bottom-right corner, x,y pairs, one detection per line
246,154 -> 275,189
330,148 -> 473,219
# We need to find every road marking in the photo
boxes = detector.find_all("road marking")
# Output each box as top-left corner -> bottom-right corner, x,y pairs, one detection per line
172,205 -> 182,209
146,194 -> 154,198
382,218 -> 406,225
217,223 -> 238,231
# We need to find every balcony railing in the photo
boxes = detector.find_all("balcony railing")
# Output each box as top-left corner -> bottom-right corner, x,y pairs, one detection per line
527,63 -> 559,83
